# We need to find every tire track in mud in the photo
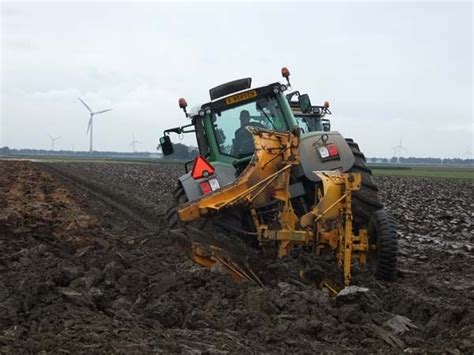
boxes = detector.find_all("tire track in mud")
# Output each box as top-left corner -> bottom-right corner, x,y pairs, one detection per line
39,162 -> 268,286
38,163 -> 162,232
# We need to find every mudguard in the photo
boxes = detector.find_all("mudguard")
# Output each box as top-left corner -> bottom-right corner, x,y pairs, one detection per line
179,162 -> 237,202
299,131 -> 355,181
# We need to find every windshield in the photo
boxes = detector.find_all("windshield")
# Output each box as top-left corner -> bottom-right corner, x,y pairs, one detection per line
212,95 -> 288,158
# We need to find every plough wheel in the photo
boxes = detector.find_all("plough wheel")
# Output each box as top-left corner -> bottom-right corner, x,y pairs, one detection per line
368,209 -> 398,281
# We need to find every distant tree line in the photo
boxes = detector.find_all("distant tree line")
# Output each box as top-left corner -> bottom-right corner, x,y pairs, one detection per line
1,146 -> 471,165
368,156 -> 473,165
164,143 -> 199,160
0,144 -> 199,161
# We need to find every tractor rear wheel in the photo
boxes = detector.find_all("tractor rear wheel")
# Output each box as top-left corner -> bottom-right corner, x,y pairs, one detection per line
166,185 -> 207,230
166,185 -> 187,229
165,184 -> 244,235
345,138 -> 383,228
166,182 -> 262,255
367,209 -> 398,281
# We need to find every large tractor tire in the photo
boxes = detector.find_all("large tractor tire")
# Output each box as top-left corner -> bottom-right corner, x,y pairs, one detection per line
367,209 -> 398,281
166,185 -> 208,230
345,138 -> 383,228
166,186 -> 187,229
166,184 -> 255,246
165,184 -> 246,236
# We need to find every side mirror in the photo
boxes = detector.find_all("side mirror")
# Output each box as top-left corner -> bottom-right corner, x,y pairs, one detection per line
322,121 -> 331,132
159,135 -> 174,156
298,94 -> 312,113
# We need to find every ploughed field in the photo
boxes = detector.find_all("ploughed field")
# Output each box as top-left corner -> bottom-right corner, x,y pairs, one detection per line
0,160 -> 473,353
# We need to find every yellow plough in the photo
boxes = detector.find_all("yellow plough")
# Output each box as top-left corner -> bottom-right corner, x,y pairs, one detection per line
177,128 -> 370,287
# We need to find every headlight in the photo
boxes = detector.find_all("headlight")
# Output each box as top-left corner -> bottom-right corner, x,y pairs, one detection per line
198,110 -> 205,117
205,108 -> 211,115
280,84 -> 287,92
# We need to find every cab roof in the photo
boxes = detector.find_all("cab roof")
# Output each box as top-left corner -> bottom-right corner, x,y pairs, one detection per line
189,81 -> 284,118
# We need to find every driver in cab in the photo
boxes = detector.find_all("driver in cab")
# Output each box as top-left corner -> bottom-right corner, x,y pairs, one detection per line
232,110 -> 264,157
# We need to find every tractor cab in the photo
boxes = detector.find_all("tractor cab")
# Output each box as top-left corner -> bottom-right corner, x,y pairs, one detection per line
159,68 -> 355,203
159,77 -> 297,166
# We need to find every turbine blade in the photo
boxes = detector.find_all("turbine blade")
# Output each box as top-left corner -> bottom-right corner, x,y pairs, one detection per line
94,108 -> 112,115
86,118 -> 92,134
78,98 -> 92,113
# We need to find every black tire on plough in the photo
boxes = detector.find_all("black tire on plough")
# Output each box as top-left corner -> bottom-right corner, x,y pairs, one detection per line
368,209 -> 398,281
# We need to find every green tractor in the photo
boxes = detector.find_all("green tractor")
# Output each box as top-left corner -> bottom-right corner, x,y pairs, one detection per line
160,68 -> 397,282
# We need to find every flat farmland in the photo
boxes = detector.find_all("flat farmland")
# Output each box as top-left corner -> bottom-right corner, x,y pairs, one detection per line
1,160 -> 473,353
372,165 -> 474,180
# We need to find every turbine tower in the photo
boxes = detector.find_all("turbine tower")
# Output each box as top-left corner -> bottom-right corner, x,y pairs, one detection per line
130,133 -> 141,153
78,98 -> 112,152
392,138 -> 406,164
48,134 -> 61,150
463,145 -> 472,161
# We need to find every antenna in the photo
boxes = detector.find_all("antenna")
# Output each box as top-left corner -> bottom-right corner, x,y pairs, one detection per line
48,134 -> 61,150
392,137 -> 406,164
130,133 -> 141,153
78,97 -> 112,152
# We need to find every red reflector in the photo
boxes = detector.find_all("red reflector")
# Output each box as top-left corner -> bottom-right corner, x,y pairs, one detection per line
191,155 -> 215,180
328,144 -> 339,157
199,181 -> 212,194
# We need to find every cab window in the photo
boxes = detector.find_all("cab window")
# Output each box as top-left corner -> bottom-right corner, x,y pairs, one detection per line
212,96 -> 288,158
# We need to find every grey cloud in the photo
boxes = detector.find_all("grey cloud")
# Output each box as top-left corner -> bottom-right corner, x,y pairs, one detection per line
1,1 -> 472,157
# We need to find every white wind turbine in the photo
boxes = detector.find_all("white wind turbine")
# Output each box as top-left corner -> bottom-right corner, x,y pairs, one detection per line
48,134 -> 61,150
78,98 -> 112,152
392,137 -> 407,164
130,133 -> 141,153
463,145 -> 472,161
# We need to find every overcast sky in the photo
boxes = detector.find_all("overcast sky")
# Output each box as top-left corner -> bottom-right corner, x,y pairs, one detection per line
1,1 -> 472,158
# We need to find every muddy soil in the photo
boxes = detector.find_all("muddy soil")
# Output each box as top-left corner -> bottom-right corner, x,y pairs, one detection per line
1,160 -> 473,354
